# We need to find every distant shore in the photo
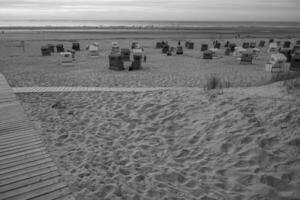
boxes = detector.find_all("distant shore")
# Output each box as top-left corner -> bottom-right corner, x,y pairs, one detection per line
1,26 -> 300,40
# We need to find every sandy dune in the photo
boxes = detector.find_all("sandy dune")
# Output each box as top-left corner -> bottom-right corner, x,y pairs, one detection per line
18,83 -> 300,200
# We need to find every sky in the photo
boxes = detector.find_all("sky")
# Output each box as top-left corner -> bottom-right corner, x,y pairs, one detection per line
0,0 -> 300,21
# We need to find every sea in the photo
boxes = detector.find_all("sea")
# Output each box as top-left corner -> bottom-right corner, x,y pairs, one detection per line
0,20 -> 299,29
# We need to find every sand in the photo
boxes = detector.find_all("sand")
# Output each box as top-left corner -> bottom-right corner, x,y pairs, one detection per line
0,29 -> 299,88
17,82 -> 300,200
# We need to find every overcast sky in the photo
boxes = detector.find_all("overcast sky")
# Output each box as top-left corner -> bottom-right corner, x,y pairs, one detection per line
0,0 -> 300,21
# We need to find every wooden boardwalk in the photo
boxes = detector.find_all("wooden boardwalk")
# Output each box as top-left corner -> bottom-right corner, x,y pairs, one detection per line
12,86 -> 203,93
0,74 -> 74,200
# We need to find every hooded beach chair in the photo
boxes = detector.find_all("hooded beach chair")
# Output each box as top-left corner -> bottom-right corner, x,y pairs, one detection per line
56,44 -> 64,53
250,42 -> 256,48
258,41 -> 265,47
201,44 -> 208,52
240,52 -> 253,64
47,44 -> 55,53
130,49 -> 143,70
290,54 -> 300,70
162,45 -> 170,54
268,43 -> 278,53
265,53 -> 288,72
121,48 -> 131,61
88,43 -> 100,57
109,53 -> 124,70
59,52 -> 73,66
242,42 -> 250,49
203,50 -> 213,59
111,42 -> 120,54
72,42 -> 80,51
279,48 -> 292,62
176,46 -> 183,55
229,43 -> 237,52
185,41 -> 194,49
41,45 -> 51,56
283,41 -> 291,48
233,47 -> 247,57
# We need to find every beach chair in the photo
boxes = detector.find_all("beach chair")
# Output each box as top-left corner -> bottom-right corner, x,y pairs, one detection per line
251,48 -> 261,59
109,53 -> 124,70
156,42 -> 163,49
41,46 -> 51,56
162,45 -> 170,54
250,42 -> 256,48
203,50 -> 213,59
276,41 -> 281,47
283,41 -> 291,48
111,42 -> 120,54
225,48 -> 231,56
56,44 -> 64,53
265,53 -> 288,72
130,49 -> 143,70
268,43 -> 278,53
229,43 -> 237,52
121,48 -> 131,61
201,44 -> 208,52
258,41 -> 265,47
130,55 -> 142,70
88,44 -> 99,57
233,47 -> 247,57
176,46 -> 183,55
242,42 -> 250,49
240,52 -> 253,64
185,41 -> 194,49
290,54 -> 300,70
293,45 -> 300,55
214,42 -> 221,49
59,52 -> 73,66
72,42 -> 80,51
131,42 -> 140,49
47,44 -> 55,53
67,49 -> 75,61
279,48 -> 292,62
224,41 -> 230,48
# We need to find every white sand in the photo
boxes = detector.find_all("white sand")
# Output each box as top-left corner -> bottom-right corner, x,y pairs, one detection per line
18,83 -> 300,200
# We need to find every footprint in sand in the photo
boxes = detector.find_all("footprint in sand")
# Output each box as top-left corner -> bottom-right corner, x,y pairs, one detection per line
260,175 -> 288,190
288,138 -> 300,148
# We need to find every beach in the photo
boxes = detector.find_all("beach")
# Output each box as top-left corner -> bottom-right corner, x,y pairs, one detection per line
0,27 -> 300,88
1,26 -> 300,199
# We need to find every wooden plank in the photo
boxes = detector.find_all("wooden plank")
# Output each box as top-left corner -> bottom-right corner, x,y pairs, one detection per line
0,147 -> 46,163
0,177 -> 63,199
5,183 -> 69,200
0,140 -> 42,153
0,151 -> 46,165
0,73 -> 74,200
0,137 -> 40,149
0,131 -> 36,141
0,166 -> 58,186
28,187 -> 72,200
0,153 -> 50,170
52,194 -> 75,200
0,143 -> 44,157
0,158 -> 52,175
0,161 -> 56,180
0,171 -> 60,193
